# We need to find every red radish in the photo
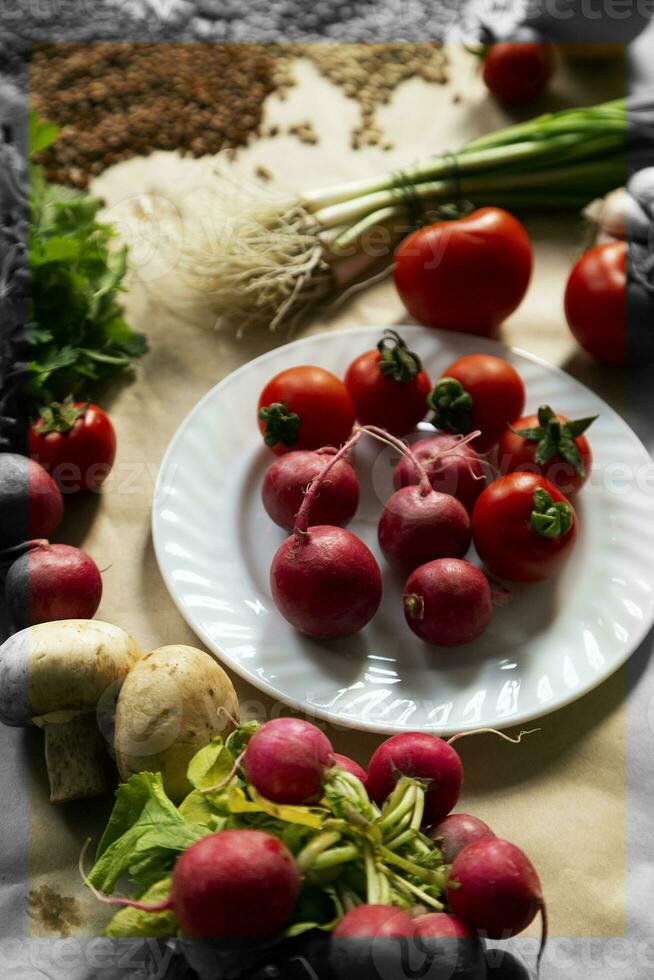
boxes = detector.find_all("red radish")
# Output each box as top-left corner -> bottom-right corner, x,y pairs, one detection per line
366,732 -> 463,827
5,542 -> 102,629
332,753 -> 368,785
333,905 -> 415,938
413,913 -> 487,980
0,453 -> 64,548
366,425 -> 471,573
428,813 -> 496,864
447,839 -> 546,944
261,449 -> 359,532
243,718 -> 334,804
413,912 -> 474,939
393,433 -> 486,512
270,432 -> 382,638
271,525 -> 381,638
379,486 -> 471,573
86,830 -> 300,938
403,559 -> 493,647
330,905 -> 415,980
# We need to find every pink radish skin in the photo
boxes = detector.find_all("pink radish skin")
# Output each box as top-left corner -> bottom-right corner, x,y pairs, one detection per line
366,732 -> 463,827
270,432 -> 382,639
413,913 -> 475,939
429,813 -> 496,864
333,905 -> 415,938
447,838 -> 546,941
5,543 -> 102,629
172,830 -> 300,937
243,718 -> 334,804
378,485 -> 471,573
261,449 -> 359,532
393,434 -> 486,512
271,525 -> 381,638
332,753 -> 368,786
404,559 -> 493,647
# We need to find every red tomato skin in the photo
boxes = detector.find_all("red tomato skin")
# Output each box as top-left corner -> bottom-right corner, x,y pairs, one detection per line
258,366 -> 356,456
472,473 -> 577,583
564,241 -> 625,366
344,349 -> 431,436
394,208 -> 533,337
29,404 -> 116,493
482,44 -> 556,105
497,413 -> 592,496
441,354 -> 526,453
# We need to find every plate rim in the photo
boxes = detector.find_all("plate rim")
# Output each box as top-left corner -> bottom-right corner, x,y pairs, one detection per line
152,325 -> 654,734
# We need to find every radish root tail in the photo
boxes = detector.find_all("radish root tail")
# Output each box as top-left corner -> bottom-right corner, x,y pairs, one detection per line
447,728 -> 540,746
79,838 -> 173,914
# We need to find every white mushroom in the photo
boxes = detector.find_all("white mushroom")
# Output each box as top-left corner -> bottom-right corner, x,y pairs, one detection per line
114,645 -> 240,803
0,620 -> 142,804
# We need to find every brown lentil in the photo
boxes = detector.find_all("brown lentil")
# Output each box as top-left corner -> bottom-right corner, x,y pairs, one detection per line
29,42 -> 293,187
300,43 -> 449,151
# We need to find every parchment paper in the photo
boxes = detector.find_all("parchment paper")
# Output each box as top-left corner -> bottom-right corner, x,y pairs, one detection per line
13,46 -> 635,950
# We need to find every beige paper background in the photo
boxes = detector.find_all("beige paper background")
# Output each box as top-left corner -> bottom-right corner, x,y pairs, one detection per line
28,46 -> 627,939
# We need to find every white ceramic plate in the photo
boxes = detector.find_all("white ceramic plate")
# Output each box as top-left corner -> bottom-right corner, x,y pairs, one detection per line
152,327 -> 654,734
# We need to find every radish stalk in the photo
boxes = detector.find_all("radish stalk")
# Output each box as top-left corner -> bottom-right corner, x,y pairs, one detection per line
294,429 -> 363,536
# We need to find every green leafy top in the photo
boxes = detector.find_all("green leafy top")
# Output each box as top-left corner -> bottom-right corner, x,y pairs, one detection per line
531,487 -> 573,539
88,727 -> 447,940
28,111 -> 147,413
511,405 -> 597,478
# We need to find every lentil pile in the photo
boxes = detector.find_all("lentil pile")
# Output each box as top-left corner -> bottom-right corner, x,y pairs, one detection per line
303,44 -> 449,150
29,43 -> 293,187
30,42 -> 450,186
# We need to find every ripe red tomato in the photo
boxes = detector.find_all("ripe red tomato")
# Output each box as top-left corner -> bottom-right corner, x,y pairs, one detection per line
29,401 -> 116,493
482,44 -> 556,105
472,472 -> 577,583
344,330 -> 431,436
428,354 -> 526,453
258,366 -> 356,455
394,208 -> 532,337
564,241 -> 625,366
498,405 -> 596,496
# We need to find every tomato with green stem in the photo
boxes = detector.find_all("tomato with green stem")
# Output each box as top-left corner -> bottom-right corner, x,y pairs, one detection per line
344,330 -> 431,436
258,366 -> 356,455
472,473 -> 577,583
428,354 -> 525,453
498,404 -> 596,496
29,399 -> 116,493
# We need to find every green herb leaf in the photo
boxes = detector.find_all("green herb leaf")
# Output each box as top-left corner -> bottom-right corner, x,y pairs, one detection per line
29,111 -> 60,157
27,117 -> 148,412
89,773 -> 206,894
187,737 -> 235,793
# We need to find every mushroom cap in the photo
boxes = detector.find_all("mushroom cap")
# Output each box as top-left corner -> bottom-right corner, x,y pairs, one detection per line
114,644 -> 240,803
0,620 -> 142,727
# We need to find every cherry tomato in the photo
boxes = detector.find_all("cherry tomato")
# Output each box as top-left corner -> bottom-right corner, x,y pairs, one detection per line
472,472 -> 577,583
498,405 -> 596,496
394,208 -> 532,337
344,330 -> 431,437
564,241 -> 625,366
258,366 -> 356,455
428,354 -> 526,453
29,401 -> 116,493
482,44 -> 556,106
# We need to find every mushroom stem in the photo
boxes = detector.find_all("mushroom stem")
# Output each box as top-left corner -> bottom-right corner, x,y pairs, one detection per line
37,713 -> 110,804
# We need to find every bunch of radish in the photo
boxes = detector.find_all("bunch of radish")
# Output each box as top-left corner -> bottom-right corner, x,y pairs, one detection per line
258,336 -> 595,647
87,718 -> 546,979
